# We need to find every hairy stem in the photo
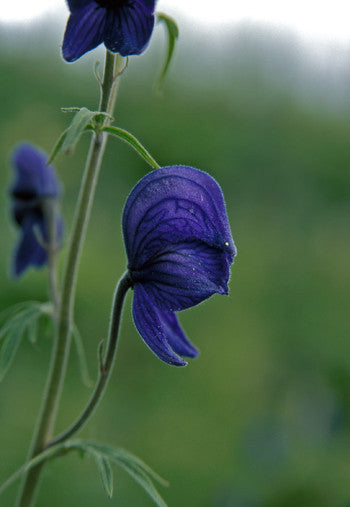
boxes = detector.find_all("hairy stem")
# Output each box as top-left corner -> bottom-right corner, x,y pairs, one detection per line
16,51 -> 122,507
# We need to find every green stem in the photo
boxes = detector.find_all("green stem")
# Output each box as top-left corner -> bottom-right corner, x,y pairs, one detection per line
49,271 -> 132,447
0,444 -> 68,498
43,198 -> 60,316
16,51 -> 122,507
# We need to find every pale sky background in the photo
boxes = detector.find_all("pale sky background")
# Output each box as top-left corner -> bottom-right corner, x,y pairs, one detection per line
1,0 -> 350,46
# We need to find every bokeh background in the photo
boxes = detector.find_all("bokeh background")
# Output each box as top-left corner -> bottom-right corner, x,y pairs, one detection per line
1,6 -> 350,507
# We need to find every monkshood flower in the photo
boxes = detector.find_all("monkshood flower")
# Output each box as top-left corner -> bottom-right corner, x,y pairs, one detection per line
10,143 -> 63,277
122,165 -> 236,366
62,0 -> 156,62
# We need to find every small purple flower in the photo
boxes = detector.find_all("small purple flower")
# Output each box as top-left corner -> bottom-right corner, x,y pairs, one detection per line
122,166 -> 236,366
10,143 -> 63,277
62,0 -> 156,62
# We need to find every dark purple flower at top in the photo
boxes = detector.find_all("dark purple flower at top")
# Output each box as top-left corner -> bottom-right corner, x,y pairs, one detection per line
122,165 -> 237,366
62,0 -> 156,62
10,143 -> 63,277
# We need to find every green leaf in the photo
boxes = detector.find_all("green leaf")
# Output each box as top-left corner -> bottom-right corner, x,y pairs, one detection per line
0,439 -> 167,505
61,107 -> 96,153
0,301 -> 40,325
102,126 -> 160,169
0,442 -> 68,497
0,321 -> 25,381
48,108 -> 113,163
0,304 -> 40,344
108,448 -> 168,487
94,455 -> 114,499
78,441 -> 168,486
114,457 -> 167,507
26,317 -> 38,345
156,13 -> 179,90
0,301 -> 53,380
72,323 -> 93,388
47,128 -> 69,165
68,440 -> 168,507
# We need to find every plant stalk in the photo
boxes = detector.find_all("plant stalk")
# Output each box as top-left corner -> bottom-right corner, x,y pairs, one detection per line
50,271 -> 132,447
43,197 -> 60,316
16,51 -> 122,507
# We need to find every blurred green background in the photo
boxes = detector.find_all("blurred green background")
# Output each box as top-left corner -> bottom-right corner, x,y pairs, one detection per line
1,16 -> 350,507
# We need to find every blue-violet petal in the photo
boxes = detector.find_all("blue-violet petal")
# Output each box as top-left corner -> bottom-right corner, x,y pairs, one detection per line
132,240 -> 231,311
132,283 -> 188,366
104,2 -> 155,56
122,165 -> 236,271
62,2 -> 106,63
11,143 -> 60,198
159,310 -> 199,358
13,216 -> 47,277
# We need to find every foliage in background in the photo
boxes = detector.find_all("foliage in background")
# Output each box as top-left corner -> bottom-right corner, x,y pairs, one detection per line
0,22 -> 349,506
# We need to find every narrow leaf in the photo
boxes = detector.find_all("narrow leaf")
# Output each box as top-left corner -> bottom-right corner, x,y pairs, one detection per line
102,126 -> 160,169
0,307 -> 38,343
94,455 -> 114,499
62,107 -> 96,153
48,108 -> 112,163
78,441 -> 169,486
116,459 -> 167,507
0,301 -> 40,325
0,442 -> 68,496
0,301 -> 53,379
96,444 -> 168,486
68,440 -> 168,506
0,322 -> 25,381
156,13 -> 179,90
26,317 -> 38,345
47,128 -> 69,165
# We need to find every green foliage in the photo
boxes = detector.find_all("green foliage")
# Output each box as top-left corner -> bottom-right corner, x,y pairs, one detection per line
0,302 -> 91,387
48,107 -> 111,163
0,439 -> 168,506
102,126 -> 160,169
156,13 -> 179,90
73,440 -> 168,506
1,30 -> 350,507
61,107 -> 105,152
0,302 -> 52,381
94,454 -> 114,499
48,109 -> 160,170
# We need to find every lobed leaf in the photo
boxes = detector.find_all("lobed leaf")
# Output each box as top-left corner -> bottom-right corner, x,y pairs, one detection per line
94,454 -> 114,499
0,301 -> 40,325
0,302 -> 53,381
116,458 -> 167,507
0,321 -> 26,381
0,439 -> 168,506
0,442 -> 68,497
68,440 -> 168,506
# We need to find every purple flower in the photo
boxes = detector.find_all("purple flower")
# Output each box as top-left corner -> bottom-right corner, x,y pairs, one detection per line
122,166 -> 236,366
10,143 -> 63,277
62,0 -> 156,62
